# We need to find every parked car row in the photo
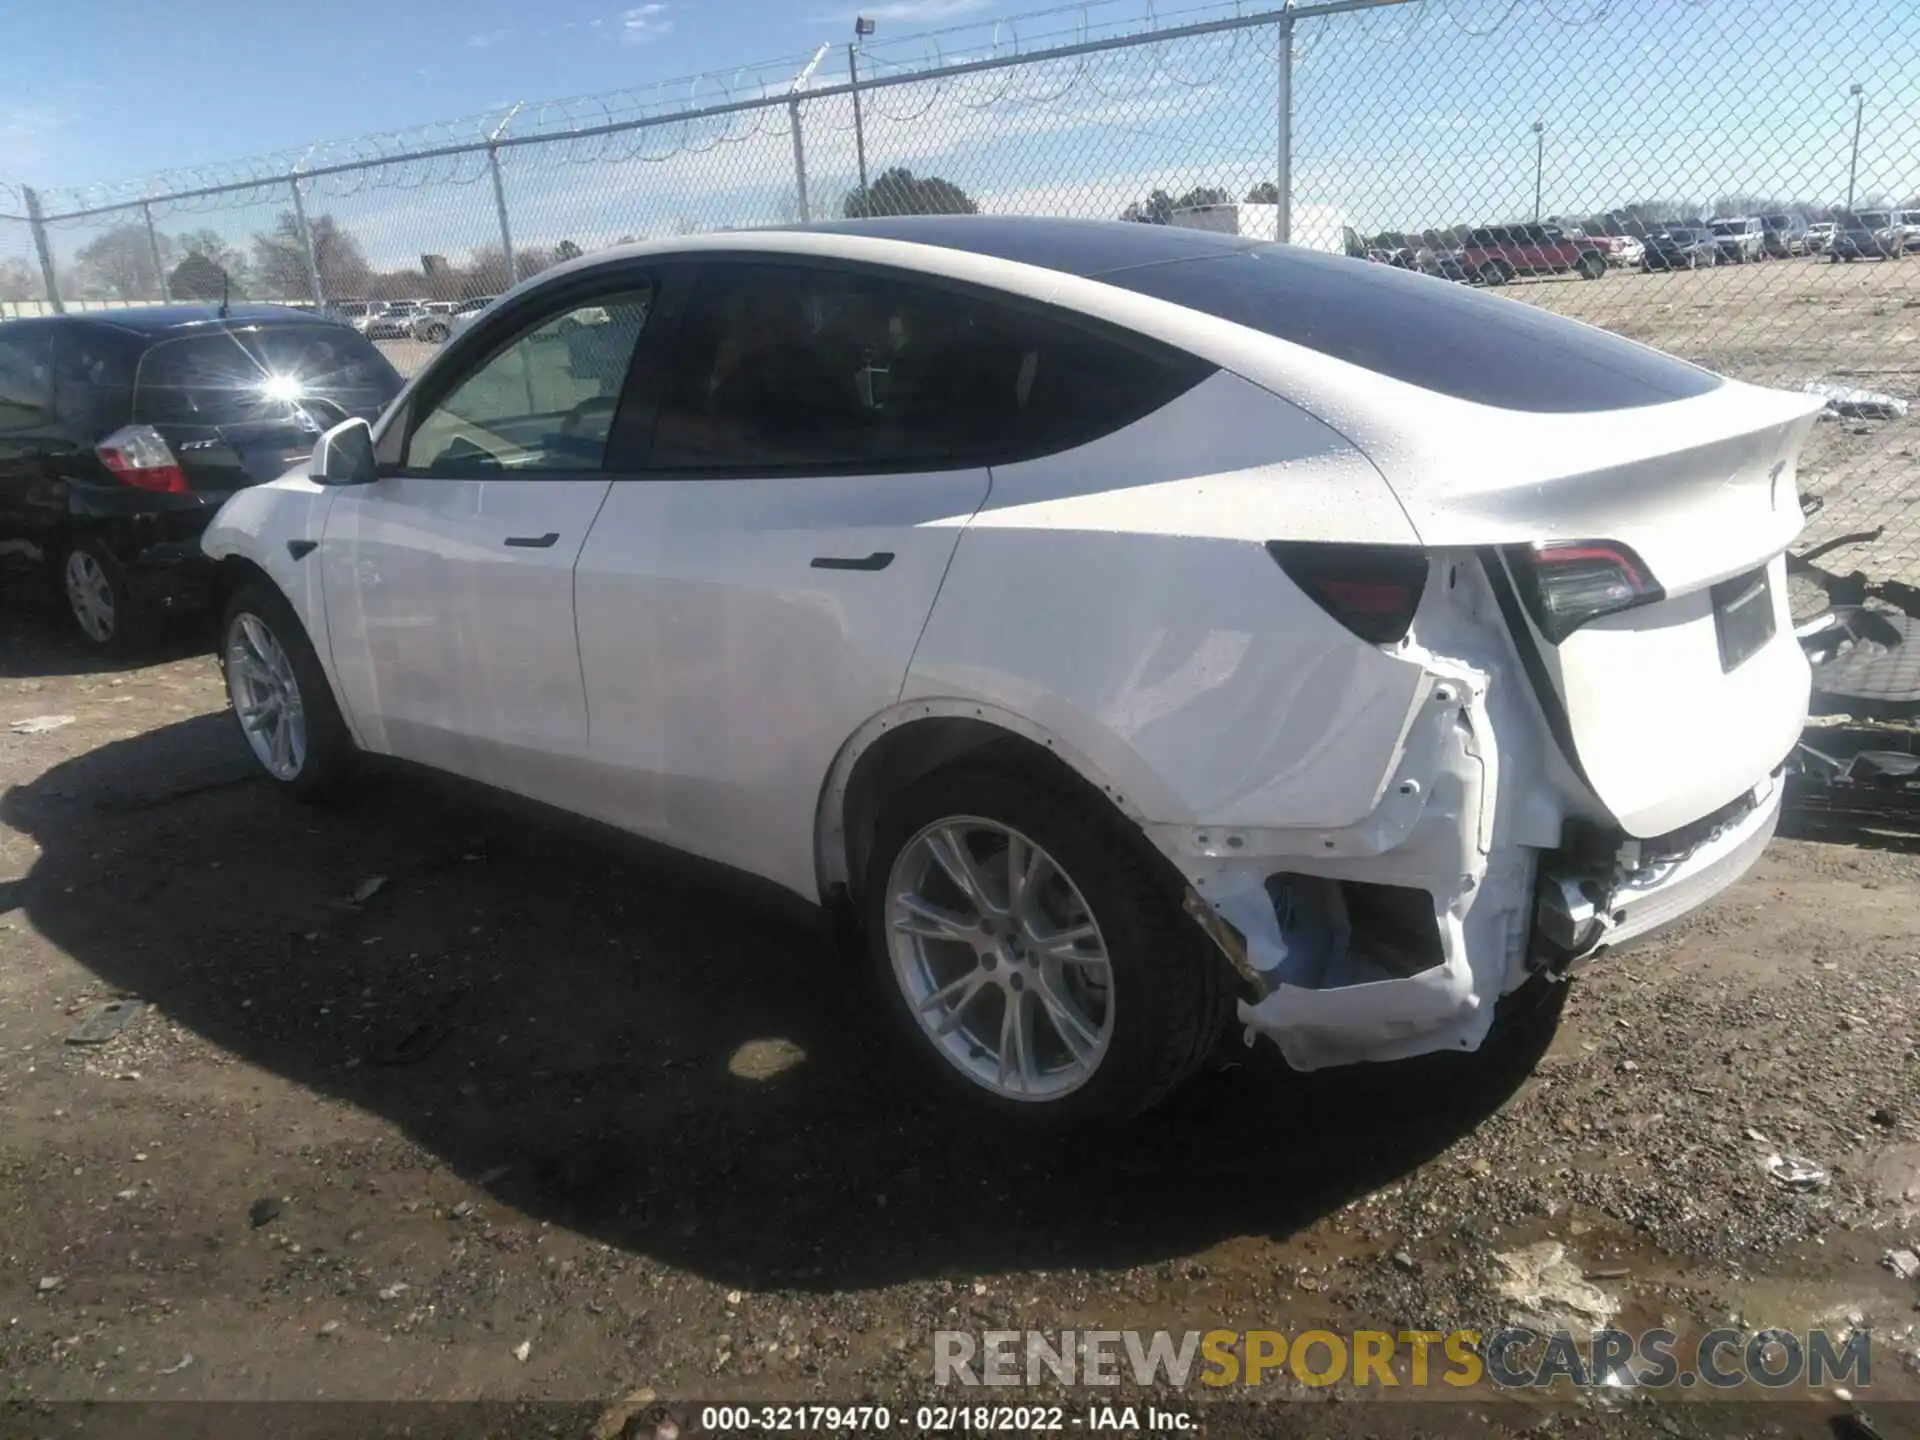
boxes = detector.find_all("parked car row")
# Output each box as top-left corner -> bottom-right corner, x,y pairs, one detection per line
323,297 -> 500,344
1382,210 -> 1920,286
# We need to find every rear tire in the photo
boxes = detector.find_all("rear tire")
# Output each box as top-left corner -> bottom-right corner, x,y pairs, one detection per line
862,766 -> 1234,1128
219,582 -> 355,801
1576,253 -> 1606,280
423,321 -> 450,343
1478,260 -> 1512,287
58,537 -> 153,655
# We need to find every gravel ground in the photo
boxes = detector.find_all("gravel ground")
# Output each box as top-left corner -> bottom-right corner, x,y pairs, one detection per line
4,587 -> 1920,1436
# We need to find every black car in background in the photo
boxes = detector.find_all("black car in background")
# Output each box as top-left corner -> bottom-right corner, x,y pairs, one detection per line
0,305 -> 402,651
1641,226 -> 1720,270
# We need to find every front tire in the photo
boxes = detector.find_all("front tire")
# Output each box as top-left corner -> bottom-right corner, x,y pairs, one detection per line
423,321 -> 450,343
862,767 -> 1234,1127
220,583 -> 354,800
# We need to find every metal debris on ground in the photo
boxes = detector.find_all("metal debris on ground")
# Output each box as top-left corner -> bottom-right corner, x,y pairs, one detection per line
157,1354 -> 193,1376
1884,1249 -> 1920,1281
348,876 -> 388,904
1766,1153 -> 1830,1191
9,715 -> 75,735
1804,381 -> 1912,420
1491,1242 -> 1621,1332
513,1339 -> 532,1363
36,1276 -> 62,1293
63,999 -> 146,1046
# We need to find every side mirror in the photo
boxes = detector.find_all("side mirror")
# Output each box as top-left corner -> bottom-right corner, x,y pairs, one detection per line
311,417 -> 378,486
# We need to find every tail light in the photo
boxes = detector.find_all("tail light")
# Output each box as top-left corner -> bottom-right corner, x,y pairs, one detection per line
1505,540 -> 1662,643
1265,541 -> 1428,644
96,425 -> 189,494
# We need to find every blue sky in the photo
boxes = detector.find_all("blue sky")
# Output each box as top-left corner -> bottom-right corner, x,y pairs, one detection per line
4,0 -> 1917,276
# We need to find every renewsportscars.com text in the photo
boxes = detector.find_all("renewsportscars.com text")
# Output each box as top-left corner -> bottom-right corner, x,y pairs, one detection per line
934,1327 -> 1871,1390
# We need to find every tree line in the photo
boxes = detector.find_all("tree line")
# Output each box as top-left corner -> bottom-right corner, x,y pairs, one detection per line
10,166 -> 1902,307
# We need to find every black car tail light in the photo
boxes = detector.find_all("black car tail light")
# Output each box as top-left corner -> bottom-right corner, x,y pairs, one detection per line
1504,540 -> 1663,643
96,425 -> 189,494
1265,541 -> 1428,644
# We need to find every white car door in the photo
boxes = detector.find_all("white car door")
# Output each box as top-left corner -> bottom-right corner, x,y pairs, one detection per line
322,281 -> 658,804
573,259 -> 1019,897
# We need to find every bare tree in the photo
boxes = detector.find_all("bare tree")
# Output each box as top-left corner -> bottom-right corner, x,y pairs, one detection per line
0,257 -> 41,302
249,211 -> 371,301
71,224 -> 170,300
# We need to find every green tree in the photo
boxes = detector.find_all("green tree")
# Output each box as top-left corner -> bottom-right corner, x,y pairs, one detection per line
167,252 -> 236,302
842,167 -> 978,219
1245,181 -> 1281,204
553,238 -> 584,262
1119,188 -> 1175,224
72,224 -> 169,300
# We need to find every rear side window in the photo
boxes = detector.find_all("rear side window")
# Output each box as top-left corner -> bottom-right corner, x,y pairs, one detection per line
0,329 -> 53,429
136,324 -> 402,427
646,262 -> 1212,473
1100,244 -> 1722,413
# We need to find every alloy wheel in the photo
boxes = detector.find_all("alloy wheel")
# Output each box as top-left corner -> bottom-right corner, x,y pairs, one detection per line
226,612 -> 308,782
885,817 -> 1114,1102
63,549 -> 116,644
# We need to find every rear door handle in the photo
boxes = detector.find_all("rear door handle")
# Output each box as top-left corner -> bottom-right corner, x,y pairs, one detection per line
504,532 -> 560,549
810,551 -> 894,571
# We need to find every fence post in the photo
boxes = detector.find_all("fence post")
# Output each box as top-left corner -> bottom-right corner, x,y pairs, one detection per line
789,100 -> 812,223
1275,4 -> 1294,244
848,43 -> 871,199
142,202 -> 167,301
487,145 -> 517,284
288,176 -> 325,308
22,186 -> 62,314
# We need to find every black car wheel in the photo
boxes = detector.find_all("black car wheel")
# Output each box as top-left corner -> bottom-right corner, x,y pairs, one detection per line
57,537 -> 152,654
423,321 -> 450,343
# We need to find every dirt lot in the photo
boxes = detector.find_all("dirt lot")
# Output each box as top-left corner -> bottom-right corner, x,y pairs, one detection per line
3,580 -> 1920,1436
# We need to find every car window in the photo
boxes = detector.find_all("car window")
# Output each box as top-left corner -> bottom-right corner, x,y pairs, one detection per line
404,288 -> 652,474
1100,243 -> 1722,413
646,262 -> 1213,473
137,324 -> 402,428
0,330 -> 54,429
53,326 -> 137,431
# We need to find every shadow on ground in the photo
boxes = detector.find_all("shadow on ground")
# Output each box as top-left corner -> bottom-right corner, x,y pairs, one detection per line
0,580 -> 210,680
2,713 -> 1555,1292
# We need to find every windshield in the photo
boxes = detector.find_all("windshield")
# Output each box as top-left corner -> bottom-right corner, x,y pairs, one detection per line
1763,215 -> 1792,228
1857,212 -> 1891,227
1709,221 -> 1740,235
134,323 -> 403,427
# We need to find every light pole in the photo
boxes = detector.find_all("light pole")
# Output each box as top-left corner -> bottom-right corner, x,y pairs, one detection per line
849,16 -> 874,203
1531,119 -> 1545,223
1845,82 -> 1864,215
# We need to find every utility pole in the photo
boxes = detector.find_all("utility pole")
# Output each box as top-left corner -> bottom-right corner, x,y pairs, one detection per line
1531,119 -> 1545,223
850,16 -> 874,202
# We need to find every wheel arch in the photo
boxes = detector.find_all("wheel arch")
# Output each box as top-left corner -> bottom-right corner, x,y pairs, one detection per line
210,552 -> 362,750
813,701 -> 1180,910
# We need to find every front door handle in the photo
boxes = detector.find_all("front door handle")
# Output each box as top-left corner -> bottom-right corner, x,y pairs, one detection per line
810,551 -> 894,572
504,532 -> 560,549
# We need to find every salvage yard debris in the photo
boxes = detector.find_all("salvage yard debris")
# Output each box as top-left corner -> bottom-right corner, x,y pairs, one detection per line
1804,380 -> 1912,420
1767,1154 -> 1831,1191
9,715 -> 75,735
63,999 -> 146,1046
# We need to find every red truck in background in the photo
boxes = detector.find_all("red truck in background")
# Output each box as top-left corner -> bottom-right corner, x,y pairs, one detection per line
1454,223 -> 1611,285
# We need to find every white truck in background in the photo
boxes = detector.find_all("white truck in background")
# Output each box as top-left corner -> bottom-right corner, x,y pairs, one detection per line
1169,201 -> 1361,256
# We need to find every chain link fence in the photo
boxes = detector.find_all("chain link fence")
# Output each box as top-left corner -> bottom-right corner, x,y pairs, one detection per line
2,0 -> 1917,603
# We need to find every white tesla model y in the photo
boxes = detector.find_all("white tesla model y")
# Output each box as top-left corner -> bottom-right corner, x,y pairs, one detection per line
203,217 -> 1820,1124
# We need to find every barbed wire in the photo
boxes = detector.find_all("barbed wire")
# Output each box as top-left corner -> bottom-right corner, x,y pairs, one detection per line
14,0 -> 1664,219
